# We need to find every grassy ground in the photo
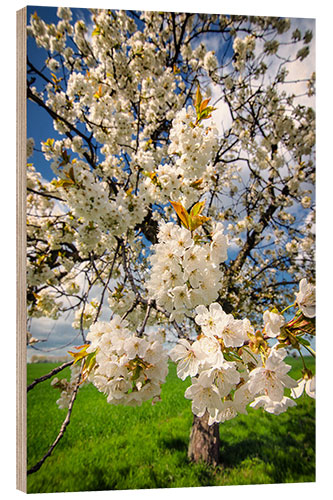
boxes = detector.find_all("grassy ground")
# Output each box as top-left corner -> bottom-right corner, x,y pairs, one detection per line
27,356 -> 315,493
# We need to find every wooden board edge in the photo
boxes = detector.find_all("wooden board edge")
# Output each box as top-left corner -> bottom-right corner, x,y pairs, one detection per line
16,5 -> 27,494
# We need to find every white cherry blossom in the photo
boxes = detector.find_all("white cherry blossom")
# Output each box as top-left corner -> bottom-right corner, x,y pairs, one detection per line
85,317 -> 169,406
250,395 -> 297,415
169,339 -> 201,380
295,278 -> 316,318
218,314 -> 251,348
194,303 -> 227,337
191,336 -> 224,369
291,375 -> 315,399
248,347 -> 298,402
184,378 -> 223,418
263,310 -> 285,338
208,401 -> 238,425
197,363 -> 240,398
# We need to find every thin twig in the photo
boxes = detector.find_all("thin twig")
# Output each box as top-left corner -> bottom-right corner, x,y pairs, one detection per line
27,360 -> 74,392
120,239 -> 141,299
121,298 -> 139,322
27,187 -> 65,202
27,364 -> 82,475
120,239 -> 189,339
94,241 -> 121,322
136,300 -> 152,337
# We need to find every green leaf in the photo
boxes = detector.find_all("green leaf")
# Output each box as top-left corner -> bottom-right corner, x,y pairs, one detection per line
54,178 -> 75,188
194,86 -> 202,113
275,342 -> 289,349
43,138 -> 54,148
224,351 -> 243,362
131,365 -> 142,382
91,26 -> 101,36
296,336 -> 311,347
190,200 -> 205,217
189,214 -> 210,232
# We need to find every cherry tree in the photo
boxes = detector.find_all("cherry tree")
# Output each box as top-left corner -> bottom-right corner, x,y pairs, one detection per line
26,7 -> 315,470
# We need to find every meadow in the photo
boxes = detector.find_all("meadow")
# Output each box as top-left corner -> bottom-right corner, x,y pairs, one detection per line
27,357 -> 315,493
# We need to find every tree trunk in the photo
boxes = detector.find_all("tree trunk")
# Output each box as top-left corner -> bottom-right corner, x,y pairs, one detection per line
187,412 -> 220,466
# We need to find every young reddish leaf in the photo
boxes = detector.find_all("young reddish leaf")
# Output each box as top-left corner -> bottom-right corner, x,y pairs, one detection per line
67,167 -> 75,182
170,200 -> 190,230
59,149 -> 71,167
189,178 -> 203,189
68,344 -> 90,365
94,84 -> 103,99
74,344 -> 90,350
199,98 -> 211,113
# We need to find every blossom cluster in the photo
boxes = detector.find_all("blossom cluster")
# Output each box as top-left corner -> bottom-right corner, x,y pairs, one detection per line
147,220 -> 228,322
72,299 -> 99,331
154,106 -> 219,207
85,316 -> 169,406
170,278 -> 316,425
51,363 -> 84,409
233,35 -> 256,72
295,278 -> 315,318
169,302 -> 253,424
141,105 -> 219,209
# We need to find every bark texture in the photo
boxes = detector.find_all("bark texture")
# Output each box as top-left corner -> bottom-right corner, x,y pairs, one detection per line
187,412 -> 220,466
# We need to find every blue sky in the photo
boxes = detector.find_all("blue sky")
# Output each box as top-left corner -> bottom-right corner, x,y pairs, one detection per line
27,6 -> 93,180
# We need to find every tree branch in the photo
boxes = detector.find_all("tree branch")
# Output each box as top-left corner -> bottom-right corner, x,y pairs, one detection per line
27,360 -> 74,392
27,187 -> 65,202
27,364 -> 82,475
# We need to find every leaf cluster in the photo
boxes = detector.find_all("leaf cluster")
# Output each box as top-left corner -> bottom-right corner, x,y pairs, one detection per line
170,199 -> 210,232
192,86 -> 217,126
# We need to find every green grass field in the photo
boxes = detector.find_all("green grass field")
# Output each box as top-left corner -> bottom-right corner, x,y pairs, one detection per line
27,357 -> 315,493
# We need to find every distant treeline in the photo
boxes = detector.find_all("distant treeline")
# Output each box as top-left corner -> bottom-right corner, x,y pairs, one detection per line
29,355 -> 71,364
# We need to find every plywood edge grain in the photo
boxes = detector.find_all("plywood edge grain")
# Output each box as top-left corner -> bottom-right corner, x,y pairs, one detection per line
16,6 -> 27,494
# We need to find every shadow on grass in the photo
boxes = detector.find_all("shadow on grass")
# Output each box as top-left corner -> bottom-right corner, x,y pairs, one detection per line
159,436 -> 188,452
219,409 -> 315,483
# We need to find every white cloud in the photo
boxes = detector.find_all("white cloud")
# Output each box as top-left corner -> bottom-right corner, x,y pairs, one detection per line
205,17 -> 315,138
28,311 -> 80,361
